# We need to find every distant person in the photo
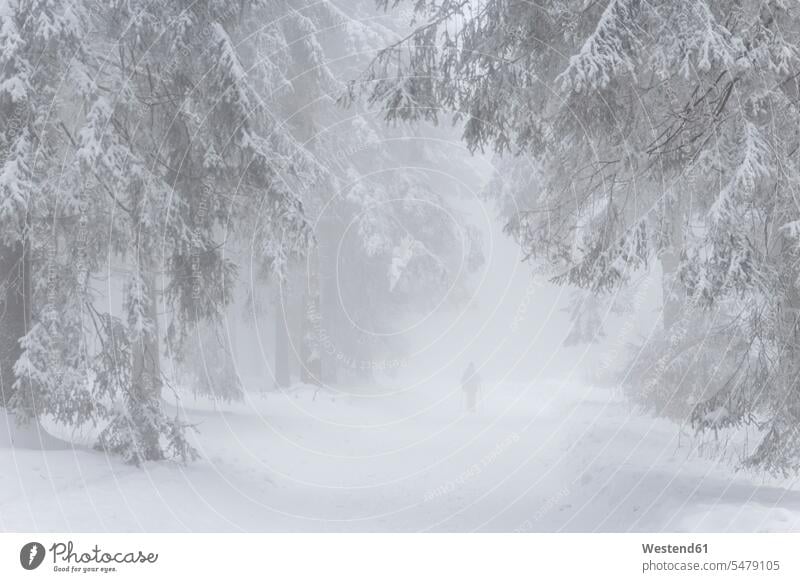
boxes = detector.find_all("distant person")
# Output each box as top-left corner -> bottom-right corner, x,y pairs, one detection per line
461,362 -> 482,413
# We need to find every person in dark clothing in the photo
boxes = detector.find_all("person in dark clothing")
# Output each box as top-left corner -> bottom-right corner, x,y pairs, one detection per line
461,361 -> 481,413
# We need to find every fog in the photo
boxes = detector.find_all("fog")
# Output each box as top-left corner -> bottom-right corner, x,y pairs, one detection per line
2,0 -> 800,534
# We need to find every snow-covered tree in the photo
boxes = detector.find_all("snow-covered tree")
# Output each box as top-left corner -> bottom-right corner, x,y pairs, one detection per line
74,0 -> 312,462
2,0 -> 313,464
0,0 -> 98,446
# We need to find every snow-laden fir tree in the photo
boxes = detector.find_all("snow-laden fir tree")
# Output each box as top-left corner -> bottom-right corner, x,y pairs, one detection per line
2,0 -> 312,463
0,0 -> 100,447
72,0 -> 312,463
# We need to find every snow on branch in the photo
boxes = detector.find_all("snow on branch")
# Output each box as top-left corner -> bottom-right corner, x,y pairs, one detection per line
708,121 -> 772,224
557,0 -> 641,93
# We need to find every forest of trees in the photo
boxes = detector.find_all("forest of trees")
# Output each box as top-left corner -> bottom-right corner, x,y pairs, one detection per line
0,0 -> 482,465
4,0 -> 800,476
358,0 -> 800,475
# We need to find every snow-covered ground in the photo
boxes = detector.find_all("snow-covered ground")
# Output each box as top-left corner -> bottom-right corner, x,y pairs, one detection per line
2,214 -> 795,533
2,377 -> 799,532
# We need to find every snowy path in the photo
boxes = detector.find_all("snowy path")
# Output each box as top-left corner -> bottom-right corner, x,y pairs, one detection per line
2,381 -> 799,532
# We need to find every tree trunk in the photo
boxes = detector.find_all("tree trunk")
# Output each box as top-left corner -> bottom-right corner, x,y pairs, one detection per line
661,251 -> 681,331
661,192 -> 685,331
318,216 -> 340,386
299,254 -> 322,385
779,234 -> 800,419
274,281 -> 291,389
0,239 -> 28,408
351,244 -> 375,385
130,268 -> 162,460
